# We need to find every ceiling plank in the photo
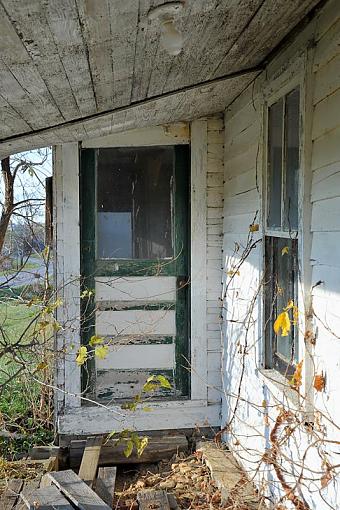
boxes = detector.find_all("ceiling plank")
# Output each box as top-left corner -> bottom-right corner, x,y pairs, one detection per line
1,0 -> 82,121
215,0 -> 321,75
46,0 -> 97,115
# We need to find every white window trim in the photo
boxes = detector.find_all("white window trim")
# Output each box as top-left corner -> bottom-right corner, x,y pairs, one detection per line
259,52 -> 314,406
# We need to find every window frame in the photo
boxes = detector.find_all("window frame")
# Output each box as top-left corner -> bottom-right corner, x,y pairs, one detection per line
262,66 -> 307,378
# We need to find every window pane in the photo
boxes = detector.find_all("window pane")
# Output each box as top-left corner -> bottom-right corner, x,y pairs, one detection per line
265,237 -> 298,373
97,147 -> 173,259
285,88 -> 300,230
268,99 -> 283,228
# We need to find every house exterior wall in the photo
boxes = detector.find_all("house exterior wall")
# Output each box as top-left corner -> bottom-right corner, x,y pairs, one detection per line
54,117 -> 224,436
221,0 -> 340,507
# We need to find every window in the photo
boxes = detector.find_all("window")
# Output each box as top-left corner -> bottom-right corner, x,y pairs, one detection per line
96,147 -> 174,260
264,87 -> 300,375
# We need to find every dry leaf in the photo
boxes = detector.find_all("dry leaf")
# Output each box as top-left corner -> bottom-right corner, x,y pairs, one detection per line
249,223 -> 259,232
281,246 -> 289,255
321,464 -> 333,489
314,373 -> 326,392
290,360 -> 303,388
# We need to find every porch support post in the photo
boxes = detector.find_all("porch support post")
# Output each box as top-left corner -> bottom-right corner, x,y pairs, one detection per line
190,119 -> 208,401
55,142 -> 81,410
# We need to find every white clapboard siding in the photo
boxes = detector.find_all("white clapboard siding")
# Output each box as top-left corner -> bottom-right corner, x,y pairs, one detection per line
95,277 -> 176,303
206,116 -> 224,403
96,310 -> 176,337
96,344 -> 175,370
311,163 -> 340,202
311,197 -> 340,231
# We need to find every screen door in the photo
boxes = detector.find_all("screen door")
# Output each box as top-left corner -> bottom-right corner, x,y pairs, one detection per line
80,146 -> 190,402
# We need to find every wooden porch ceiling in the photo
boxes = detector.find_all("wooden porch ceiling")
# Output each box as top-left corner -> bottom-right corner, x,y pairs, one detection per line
0,0 -> 321,157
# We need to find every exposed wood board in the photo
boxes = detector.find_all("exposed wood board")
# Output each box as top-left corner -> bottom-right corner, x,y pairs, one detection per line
70,436 -> 187,468
78,436 -> 103,487
20,485 -> 72,510
314,0 -> 340,41
75,0 -> 114,111
95,467 -> 117,506
95,276 -> 177,303
96,368 -> 174,401
130,0 -> 160,102
58,400 -> 220,435
15,479 -> 41,510
46,0 -> 97,116
96,310 -> 176,336
216,0 -> 320,76
0,3 -> 64,129
0,94 -> 32,139
190,119 -> 207,401
95,344 -> 175,370
0,72 -> 258,159
43,470 -> 111,510
137,490 -> 171,510
83,123 -> 189,148
3,479 -> 23,510
1,0 -> 81,121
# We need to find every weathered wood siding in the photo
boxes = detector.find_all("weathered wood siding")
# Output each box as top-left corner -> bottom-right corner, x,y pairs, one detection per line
206,116 -> 224,404
221,0 -> 340,508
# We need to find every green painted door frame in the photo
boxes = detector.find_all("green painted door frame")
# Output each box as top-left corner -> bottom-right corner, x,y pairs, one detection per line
79,145 -> 190,400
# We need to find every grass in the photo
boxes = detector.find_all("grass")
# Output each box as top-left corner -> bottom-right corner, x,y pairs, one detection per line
0,296 -> 54,459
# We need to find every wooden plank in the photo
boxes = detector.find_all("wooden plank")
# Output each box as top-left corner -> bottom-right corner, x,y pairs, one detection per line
95,344 -> 175,370
95,276 -> 176,303
78,436 -> 103,487
70,435 -> 188,469
43,470 -> 111,510
20,485 -> 72,510
95,467 -> 117,507
96,310 -> 176,336
137,490 -> 171,510
190,119 -> 208,401
2,479 -> 23,510
15,479 -> 41,510
96,368 -> 174,401
82,124 -> 189,148
59,400 -> 220,436
29,446 -> 60,461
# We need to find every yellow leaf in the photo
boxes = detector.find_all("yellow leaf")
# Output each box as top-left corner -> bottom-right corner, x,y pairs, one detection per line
281,246 -> 289,255
227,270 -> 240,277
249,223 -> 259,232
95,345 -> 109,360
89,335 -> 104,346
36,361 -> 48,371
290,360 -> 303,388
284,300 -> 294,311
76,346 -> 88,366
124,440 -> 134,458
274,311 -> 291,337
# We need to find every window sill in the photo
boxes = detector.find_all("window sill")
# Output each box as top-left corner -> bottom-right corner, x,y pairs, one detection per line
258,368 -> 300,411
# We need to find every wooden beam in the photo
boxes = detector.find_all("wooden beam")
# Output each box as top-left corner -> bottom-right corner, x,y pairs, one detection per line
69,435 -> 188,468
137,490 -> 171,510
3,479 -> 23,510
43,470 -> 111,510
95,467 -> 117,507
78,436 -> 103,487
20,485 -> 72,510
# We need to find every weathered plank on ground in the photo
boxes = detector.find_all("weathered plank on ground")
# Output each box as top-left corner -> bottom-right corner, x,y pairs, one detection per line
20,485 -> 72,510
2,479 -> 23,510
70,435 -> 188,468
43,470 -> 111,510
95,466 -> 117,506
137,490 -> 171,510
78,436 -> 103,487
15,479 -> 41,510
29,445 -> 60,461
